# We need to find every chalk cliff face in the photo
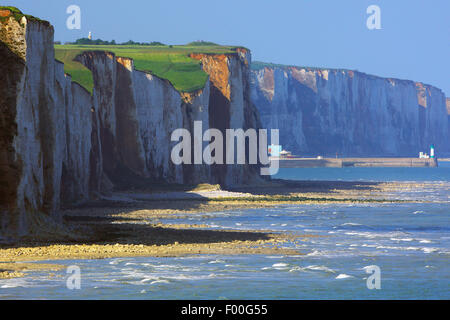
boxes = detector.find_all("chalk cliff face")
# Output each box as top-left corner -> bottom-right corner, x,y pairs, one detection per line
0,13 -> 260,238
78,51 -> 211,185
190,49 -> 261,186
251,66 -> 449,156
0,14 -> 100,237
77,49 -> 259,187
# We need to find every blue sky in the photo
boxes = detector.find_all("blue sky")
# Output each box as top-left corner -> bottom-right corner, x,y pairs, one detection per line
3,0 -> 449,95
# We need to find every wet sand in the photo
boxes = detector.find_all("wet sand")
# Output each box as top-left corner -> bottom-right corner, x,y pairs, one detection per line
0,180 -> 429,278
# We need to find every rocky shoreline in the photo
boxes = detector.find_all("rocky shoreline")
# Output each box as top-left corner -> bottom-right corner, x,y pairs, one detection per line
0,180 -> 433,279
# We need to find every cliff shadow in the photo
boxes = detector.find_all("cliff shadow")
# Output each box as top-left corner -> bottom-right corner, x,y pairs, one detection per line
208,85 -> 231,186
63,215 -> 272,246
0,41 -> 25,237
0,197 -> 273,247
114,60 -> 147,176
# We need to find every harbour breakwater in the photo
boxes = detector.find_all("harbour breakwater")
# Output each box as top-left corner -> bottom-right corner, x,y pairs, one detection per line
275,157 -> 438,168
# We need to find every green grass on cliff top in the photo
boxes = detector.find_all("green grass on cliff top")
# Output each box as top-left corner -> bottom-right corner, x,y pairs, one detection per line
251,61 -> 351,73
55,44 -> 243,94
0,6 -> 48,24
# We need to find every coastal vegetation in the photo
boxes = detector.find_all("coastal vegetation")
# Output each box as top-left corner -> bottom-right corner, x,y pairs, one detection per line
0,6 -> 47,24
186,41 -> 220,46
251,60 -> 352,73
55,41 -> 246,93
70,38 -> 167,46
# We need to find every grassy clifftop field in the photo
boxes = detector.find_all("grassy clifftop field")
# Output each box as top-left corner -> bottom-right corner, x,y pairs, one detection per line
0,6 -> 48,24
55,43 -> 245,93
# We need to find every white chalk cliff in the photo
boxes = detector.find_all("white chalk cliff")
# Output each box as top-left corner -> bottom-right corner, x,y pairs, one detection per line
0,14 -> 260,238
251,66 -> 449,156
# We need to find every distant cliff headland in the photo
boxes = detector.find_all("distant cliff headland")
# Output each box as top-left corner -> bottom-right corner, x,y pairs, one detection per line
251,62 -> 450,157
1,7 -> 449,238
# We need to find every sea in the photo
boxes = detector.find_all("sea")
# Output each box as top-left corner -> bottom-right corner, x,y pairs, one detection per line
1,163 -> 449,299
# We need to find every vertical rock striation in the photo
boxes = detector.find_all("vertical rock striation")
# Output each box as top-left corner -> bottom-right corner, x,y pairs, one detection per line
0,11 -> 261,238
251,66 -> 449,156
76,51 -> 208,186
0,13 -> 99,238
191,49 -> 262,186
76,48 -> 261,188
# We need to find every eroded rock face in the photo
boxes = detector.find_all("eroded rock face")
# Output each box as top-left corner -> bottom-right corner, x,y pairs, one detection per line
0,15 -> 97,238
76,49 -> 261,188
191,50 -> 262,186
0,15 -> 262,238
251,66 -> 450,156
76,51 -> 211,186
181,85 -> 212,184
0,29 -> 24,237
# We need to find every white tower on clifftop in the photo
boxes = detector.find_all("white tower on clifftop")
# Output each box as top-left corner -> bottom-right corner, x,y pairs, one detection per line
88,31 -> 92,40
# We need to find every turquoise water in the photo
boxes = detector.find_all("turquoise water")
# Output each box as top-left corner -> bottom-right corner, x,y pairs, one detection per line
0,166 -> 449,299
